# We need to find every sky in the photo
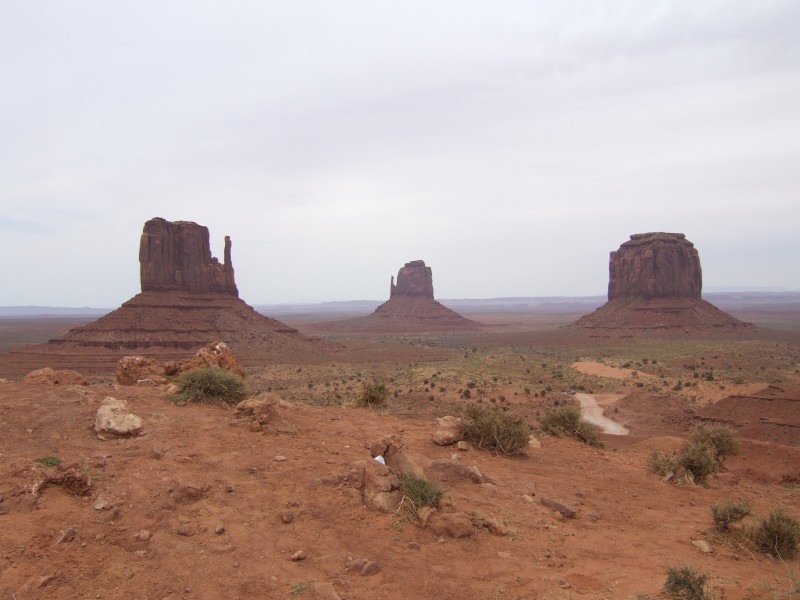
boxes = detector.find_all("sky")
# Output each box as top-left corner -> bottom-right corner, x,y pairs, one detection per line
2,1 -> 799,307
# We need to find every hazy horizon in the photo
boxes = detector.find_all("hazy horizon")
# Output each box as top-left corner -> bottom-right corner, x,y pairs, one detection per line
3,2 -> 799,306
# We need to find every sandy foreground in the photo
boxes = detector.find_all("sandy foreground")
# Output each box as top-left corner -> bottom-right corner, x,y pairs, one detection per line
1,374 -> 799,600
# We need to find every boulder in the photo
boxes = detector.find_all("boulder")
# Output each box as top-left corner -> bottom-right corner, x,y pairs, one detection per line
428,459 -> 493,485
427,512 -> 474,538
24,367 -> 87,386
361,460 -> 402,513
139,217 -> 237,295
95,397 -> 143,437
433,416 -> 464,446
164,341 -> 246,378
116,356 -> 166,386
369,435 -> 424,478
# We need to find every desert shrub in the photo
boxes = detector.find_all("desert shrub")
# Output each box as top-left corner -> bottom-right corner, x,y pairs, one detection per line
688,424 -> 740,465
355,381 -> 388,408
710,499 -> 752,531
678,441 -> 720,485
34,456 -> 62,467
399,472 -> 443,508
663,564 -> 711,600
648,450 -> 681,478
174,367 -> 248,405
751,508 -> 800,559
459,404 -> 530,456
539,405 -> 601,447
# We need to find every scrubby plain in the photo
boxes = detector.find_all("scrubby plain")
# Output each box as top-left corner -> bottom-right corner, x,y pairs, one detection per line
1,308 -> 799,599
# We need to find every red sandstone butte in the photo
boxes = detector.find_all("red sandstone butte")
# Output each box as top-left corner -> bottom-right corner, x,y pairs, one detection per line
571,232 -> 752,334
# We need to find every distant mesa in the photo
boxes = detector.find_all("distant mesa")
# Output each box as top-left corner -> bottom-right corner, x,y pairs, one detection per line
0,218 -> 330,375
570,232 -> 752,334
316,260 -> 480,333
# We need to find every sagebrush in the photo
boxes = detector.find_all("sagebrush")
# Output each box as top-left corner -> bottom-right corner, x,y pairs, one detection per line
663,564 -> 712,600
649,423 -> 741,485
459,404 -> 530,455
710,499 -> 752,532
174,367 -> 248,405
751,508 -> 800,559
399,472 -> 444,508
539,405 -> 601,447
355,381 -> 388,407
689,424 -> 741,465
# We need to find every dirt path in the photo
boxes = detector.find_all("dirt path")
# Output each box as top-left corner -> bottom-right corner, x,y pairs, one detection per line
576,392 -> 630,435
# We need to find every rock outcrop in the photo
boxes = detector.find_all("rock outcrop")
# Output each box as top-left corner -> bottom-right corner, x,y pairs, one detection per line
140,218 -> 237,296
571,232 -> 752,334
0,218 -> 333,376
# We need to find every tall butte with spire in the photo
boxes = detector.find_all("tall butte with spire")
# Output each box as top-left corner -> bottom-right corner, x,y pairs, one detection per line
0,218 -> 330,375
570,232 -> 752,334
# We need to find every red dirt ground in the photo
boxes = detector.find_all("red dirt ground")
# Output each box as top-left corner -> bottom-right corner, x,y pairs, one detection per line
1,375 -> 799,600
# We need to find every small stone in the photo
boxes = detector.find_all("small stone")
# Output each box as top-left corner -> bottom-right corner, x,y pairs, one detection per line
528,436 -> 542,449
498,551 -> 512,559
540,497 -> 577,518
56,528 -> 77,544
522,494 -> 535,503
692,539 -> 714,554
249,420 -> 262,432
290,550 -> 307,561
176,526 -> 194,537
360,561 -> 380,576
346,558 -> 367,573
456,441 -> 470,451
138,530 -> 151,541
38,574 -> 56,588
310,582 -> 342,600
559,580 -> 571,589
94,496 -> 112,511
407,541 -> 420,550
274,455 -> 287,462
215,524 -> 225,534
280,511 -> 294,524
134,550 -> 147,557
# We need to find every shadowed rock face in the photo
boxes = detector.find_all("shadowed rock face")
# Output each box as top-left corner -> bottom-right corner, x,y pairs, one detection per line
608,232 -> 701,300
390,260 -> 434,299
140,218 -> 237,296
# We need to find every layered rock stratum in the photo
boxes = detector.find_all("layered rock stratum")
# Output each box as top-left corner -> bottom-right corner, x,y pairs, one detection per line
571,232 -> 752,334
0,218 -> 332,375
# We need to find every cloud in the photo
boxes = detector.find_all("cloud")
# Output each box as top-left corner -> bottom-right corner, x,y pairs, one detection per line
1,1 -> 798,304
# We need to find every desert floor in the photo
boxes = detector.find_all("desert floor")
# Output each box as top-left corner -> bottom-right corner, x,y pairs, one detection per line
1,308 -> 799,599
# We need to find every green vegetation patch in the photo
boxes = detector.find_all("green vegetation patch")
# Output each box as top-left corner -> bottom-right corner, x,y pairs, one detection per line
174,367 -> 248,405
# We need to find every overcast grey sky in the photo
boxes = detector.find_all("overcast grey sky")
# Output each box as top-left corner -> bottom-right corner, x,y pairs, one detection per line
2,1 -> 799,306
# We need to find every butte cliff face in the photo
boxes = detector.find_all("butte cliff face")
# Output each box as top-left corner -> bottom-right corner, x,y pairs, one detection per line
608,233 -> 701,300
0,218 -> 331,375
390,260 -> 434,298
571,232 -> 751,334
140,217 -> 238,295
